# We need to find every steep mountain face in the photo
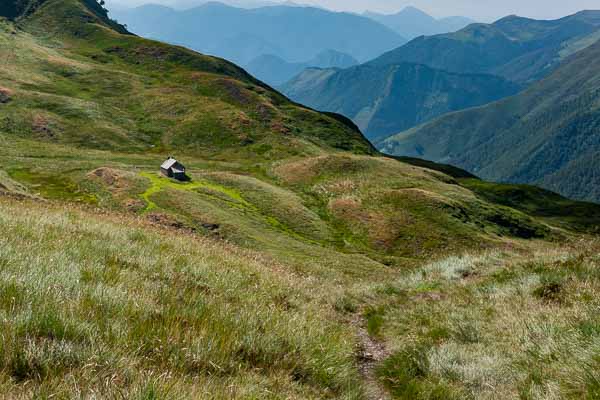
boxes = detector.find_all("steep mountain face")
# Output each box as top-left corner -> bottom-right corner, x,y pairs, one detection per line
282,63 -> 521,142
109,3 -> 405,66
364,6 -> 474,39
246,50 -> 357,86
370,11 -> 600,84
381,39 -> 600,202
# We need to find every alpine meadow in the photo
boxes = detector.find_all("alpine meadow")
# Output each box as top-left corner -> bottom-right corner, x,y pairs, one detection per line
1,0 -> 600,399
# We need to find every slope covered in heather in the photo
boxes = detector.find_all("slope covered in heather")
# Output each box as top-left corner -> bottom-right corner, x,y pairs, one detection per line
0,0 -> 375,160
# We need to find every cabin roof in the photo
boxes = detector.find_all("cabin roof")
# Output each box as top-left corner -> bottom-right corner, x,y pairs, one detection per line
161,158 -> 179,170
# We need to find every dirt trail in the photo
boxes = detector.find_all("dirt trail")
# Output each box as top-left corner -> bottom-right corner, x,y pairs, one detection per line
354,316 -> 392,400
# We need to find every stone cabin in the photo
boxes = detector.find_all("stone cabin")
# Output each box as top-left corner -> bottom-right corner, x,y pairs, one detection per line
160,157 -> 187,181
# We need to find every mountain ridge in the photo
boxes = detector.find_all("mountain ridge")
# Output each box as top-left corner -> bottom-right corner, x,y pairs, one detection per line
369,10 -> 600,84
380,36 -> 600,202
283,10 -> 600,145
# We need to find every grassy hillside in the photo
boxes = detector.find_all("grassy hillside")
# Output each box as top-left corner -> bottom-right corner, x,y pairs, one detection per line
2,1 -> 600,398
370,11 -> 600,84
0,0 -> 374,160
3,186 -> 600,399
374,239 -> 600,400
380,38 -> 600,203
282,63 -> 520,142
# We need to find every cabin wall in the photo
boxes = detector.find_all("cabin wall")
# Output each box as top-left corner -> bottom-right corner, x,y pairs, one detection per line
160,167 -> 172,177
172,172 -> 186,181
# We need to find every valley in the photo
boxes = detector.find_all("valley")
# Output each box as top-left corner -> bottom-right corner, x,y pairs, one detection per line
282,64 -> 521,142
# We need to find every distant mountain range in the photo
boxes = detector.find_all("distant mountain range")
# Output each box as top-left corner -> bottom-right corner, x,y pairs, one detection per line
283,11 -> 600,142
110,2 -> 405,66
282,64 -> 520,142
380,29 -> 600,203
371,11 -> 600,84
109,3 -> 477,88
364,6 -> 475,39
105,0 -> 313,11
171,0 -> 309,9
246,50 -> 358,86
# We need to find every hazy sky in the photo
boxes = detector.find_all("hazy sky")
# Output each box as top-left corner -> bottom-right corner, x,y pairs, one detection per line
105,0 -> 600,21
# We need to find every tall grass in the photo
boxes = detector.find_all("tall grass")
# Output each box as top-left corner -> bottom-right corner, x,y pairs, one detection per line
0,198 -> 361,399
374,243 -> 600,399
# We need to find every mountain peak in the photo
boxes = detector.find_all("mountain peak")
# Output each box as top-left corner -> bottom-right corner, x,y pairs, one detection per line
400,6 -> 430,16
2,0 -> 130,34
363,6 -> 473,39
309,49 -> 358,68
492,14 -> 529,24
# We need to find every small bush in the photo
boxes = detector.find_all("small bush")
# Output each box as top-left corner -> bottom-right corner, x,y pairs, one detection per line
451,322 -> 481,344
365,306 -> 385,337
6,338 -> 83,382
333,296 -> 357,314
426,326 -> 452,343
378,346 -> 461,400
532,276 -> 565,303
0,281 -> 26,311
577,319 -> 600,337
